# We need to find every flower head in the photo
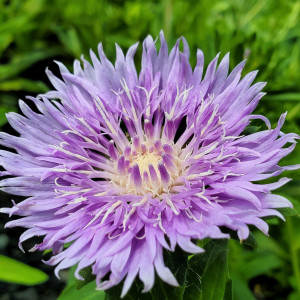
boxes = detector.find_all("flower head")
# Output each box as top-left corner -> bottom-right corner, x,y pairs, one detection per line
0,32 -> 298,296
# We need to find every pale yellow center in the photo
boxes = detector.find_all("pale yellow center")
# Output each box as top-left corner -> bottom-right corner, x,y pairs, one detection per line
130,152 -> 161,174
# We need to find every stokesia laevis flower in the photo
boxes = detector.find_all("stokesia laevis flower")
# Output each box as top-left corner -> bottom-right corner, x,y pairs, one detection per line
0,32 -> 299,296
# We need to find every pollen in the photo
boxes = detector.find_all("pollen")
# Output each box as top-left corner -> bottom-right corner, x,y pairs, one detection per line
130,152 -> 161,174
111,137 -> 182,195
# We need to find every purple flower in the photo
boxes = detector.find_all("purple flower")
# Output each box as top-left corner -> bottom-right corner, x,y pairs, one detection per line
0,32 -> 299,296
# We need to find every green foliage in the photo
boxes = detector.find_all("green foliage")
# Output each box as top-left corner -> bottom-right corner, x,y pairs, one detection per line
185,239 -> 229,300
0,255 -> 48,285
58,265 -> 104,300
75,266 -> 96,290
229,220 -> 300,300
58,281 -> 105,300
0,0 -> 300,99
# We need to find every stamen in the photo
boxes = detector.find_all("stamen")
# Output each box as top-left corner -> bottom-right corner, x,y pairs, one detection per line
131,164 -> 142,188
133,136 -> 140,150
117,156 -> 126,175
122,206 -> 137,230
144,120 -> 154,139
195,192 -> 215,206
157,212 -> 166,233
192,141 -> 219,160
124,146 -> 131,158
111,136 -> 185,197
108,141 -> 119,161
120,79 -> 138,122
53,145 -> 89,162
163,144 -> 173,154
94,97 -> 118,135
67,197 -> 87,204
75,116 -> 98,135
185,208 -> 203,222
154,140 -> 162,151
137,84 -> 157,118
166,198 -> 179,215
101,201 -> 122,224
141,144 -> 147,154
143,171 -> 149,184
148,164 -> 159,184
162,154 -> 176,173
158,163 -> 170,186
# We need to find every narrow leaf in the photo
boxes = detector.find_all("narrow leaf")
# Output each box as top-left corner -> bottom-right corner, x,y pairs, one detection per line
201,240 -> 229,300
184,239 -> 229,300
58,281 -> 105,300
76,266 -> 96,289
0,255 -> 48,285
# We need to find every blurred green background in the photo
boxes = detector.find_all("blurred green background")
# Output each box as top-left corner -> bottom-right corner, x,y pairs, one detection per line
0,0 -> 299,299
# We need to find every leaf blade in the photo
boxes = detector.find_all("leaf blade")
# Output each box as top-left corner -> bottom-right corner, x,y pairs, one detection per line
0,255 -> 48,285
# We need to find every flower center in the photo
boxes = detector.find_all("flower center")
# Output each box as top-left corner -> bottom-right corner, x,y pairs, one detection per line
111,137 -> 182,196
130,152 -> 161,174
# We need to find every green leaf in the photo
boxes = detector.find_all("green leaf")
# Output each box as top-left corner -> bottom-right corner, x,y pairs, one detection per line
0,33 -> 13,56
0,105 -> 16,127
277,194 -> 300,217
254,231 -> 287,259
224,279 -> 233,300
201,239 -> 229,300
76,266 -> 96,289
104,279 -> 152,300
164,246 -> 189,286
182,266 -> 201,300
242,125 -> 261,136
289,291 -> 300,300
232,277 -> 256,300
55,28 -> 82,57
184,239 -> 229,300
221,228 -> 258,249
278,207 -> 299,218
58,281 -> 105,300
242,232 -> 258,249
0,255 -> 48,285
149,277 -> 184,300
0,79 -> 48,93
0,48 -> 60,81
263,93 -> 300,102
241,254 -> 282,280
